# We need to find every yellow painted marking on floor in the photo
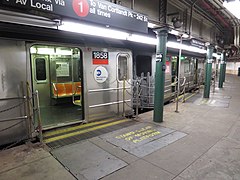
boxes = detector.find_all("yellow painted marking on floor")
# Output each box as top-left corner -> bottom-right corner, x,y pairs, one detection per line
89,112 -> 111,118
43,118 -> 118,138
175,93 -> 189,101
184,92 -> 198,101
115,125 -> 161,144
44,119 -> 130,143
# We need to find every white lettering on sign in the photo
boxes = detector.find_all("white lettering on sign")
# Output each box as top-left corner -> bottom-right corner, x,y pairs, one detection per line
89,0 -> 96,7
97,1 -> 107,11
87,0 -> 147,22
55,0 -> 65,6
30,0 -> 53,11
16,0 -> 66,12
16,0 -> 27,5
93,66 -> 108,83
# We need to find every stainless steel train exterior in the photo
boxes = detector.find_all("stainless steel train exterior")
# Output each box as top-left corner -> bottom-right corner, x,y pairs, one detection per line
0,24 -> 206,147
132,48 -> 205,109
0,38 -> 133,146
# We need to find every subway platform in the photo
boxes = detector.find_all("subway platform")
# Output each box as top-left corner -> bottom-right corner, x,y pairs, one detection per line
1,74 -> 240,180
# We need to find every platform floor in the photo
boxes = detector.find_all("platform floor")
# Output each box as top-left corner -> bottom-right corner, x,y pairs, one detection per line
1,74 -> 240,180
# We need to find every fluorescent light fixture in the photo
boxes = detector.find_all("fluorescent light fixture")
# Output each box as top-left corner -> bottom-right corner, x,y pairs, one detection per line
59,21 -> 129,40
223,0 -> 240,19
169,29 -> 179,36
57,21 -> 206,54
127,34 -> 157,45
56,49 -> 72,55
213,53 -> 221,59
30,47 -> 55,54
167,41 -> 207,54
30,47 -> 72,55
148,22 -> 157,28
169,29 -> 189,38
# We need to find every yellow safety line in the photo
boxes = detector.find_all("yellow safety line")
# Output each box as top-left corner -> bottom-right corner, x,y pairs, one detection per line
174,93 -> 189,101
89,112 -> 111,118
43,118 -> 118,138
44,119 -> 130,143
184,92 -> 198,101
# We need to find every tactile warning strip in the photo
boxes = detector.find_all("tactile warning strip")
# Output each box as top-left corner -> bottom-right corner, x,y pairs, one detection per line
44,118 -> 138,149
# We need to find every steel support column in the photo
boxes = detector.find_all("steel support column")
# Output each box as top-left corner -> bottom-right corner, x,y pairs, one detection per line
153,28 -> 168,123
223,62 -> 226,82
203,45 -> 214,98
218,52 -> 226,88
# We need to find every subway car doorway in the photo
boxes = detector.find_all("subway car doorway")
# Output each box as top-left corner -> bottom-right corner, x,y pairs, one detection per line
30,45 -> 83,128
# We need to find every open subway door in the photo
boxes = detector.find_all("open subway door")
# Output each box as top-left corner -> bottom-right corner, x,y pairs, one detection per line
30,45 -> 83,128
84,48 -> 133,122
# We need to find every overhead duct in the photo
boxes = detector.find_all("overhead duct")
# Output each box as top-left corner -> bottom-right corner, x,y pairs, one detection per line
201,0 -> 231,29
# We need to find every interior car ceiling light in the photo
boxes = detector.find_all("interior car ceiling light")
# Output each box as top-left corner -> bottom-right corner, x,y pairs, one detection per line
223,0 -> 240,19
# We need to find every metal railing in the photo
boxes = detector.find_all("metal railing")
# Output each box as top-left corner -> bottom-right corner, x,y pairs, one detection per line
0,82 -> 43,150
87,78 -> 132,117
132,71 -> 205,116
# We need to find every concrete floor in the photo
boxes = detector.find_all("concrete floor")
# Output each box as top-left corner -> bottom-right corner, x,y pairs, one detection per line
1,74 -> 240,180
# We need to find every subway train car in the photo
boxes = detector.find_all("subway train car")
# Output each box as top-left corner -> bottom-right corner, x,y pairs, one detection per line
0,35 -> 134,146
0,20 -> 208,148
131,42 -> 205,109
0,34 -> 206,147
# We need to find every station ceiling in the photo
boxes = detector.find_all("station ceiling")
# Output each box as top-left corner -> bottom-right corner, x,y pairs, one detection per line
178,0 -> 239,28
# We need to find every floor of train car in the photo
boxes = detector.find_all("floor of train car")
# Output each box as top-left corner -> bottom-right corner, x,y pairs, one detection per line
40,104 -> 82,127
43,117 -> 138,149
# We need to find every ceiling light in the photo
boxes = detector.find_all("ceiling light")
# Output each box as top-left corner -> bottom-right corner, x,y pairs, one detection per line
59,21 -> 129,40
127,34 -> 157,45
169,29 -> 189,38
148,22 -> 158,28
167,41 -> 207,54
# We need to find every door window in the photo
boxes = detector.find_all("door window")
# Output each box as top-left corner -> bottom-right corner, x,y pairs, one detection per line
35,58 -> 47,81
118,55 -> 128,81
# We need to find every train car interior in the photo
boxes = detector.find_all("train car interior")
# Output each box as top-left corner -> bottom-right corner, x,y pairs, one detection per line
30,45 -> 83,128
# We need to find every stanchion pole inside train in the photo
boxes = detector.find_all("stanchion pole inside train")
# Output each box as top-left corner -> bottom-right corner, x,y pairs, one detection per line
175,34 -> 183,113
203,45 -> 214,98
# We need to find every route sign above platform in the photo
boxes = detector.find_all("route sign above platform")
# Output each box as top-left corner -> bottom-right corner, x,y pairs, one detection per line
2,0 -> 148,33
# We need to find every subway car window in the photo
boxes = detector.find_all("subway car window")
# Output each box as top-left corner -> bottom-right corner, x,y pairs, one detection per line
136,55 -> 152,76
118,55 -> 128,81
35,58 -> 46,81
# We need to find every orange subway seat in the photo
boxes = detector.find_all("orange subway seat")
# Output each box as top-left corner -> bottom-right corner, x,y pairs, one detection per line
74,82 -> 81,95
53,83 -> 66,97
65,83 -> 73,96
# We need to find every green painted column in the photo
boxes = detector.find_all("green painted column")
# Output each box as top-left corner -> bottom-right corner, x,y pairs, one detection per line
203,45 -> 214,98
153,28 -> 168,123
218,52 -> 226,88
223,62 -> 226,82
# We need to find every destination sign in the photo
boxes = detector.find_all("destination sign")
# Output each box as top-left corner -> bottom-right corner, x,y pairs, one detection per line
2,0 -> 148,33
190,38 -> 206,49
